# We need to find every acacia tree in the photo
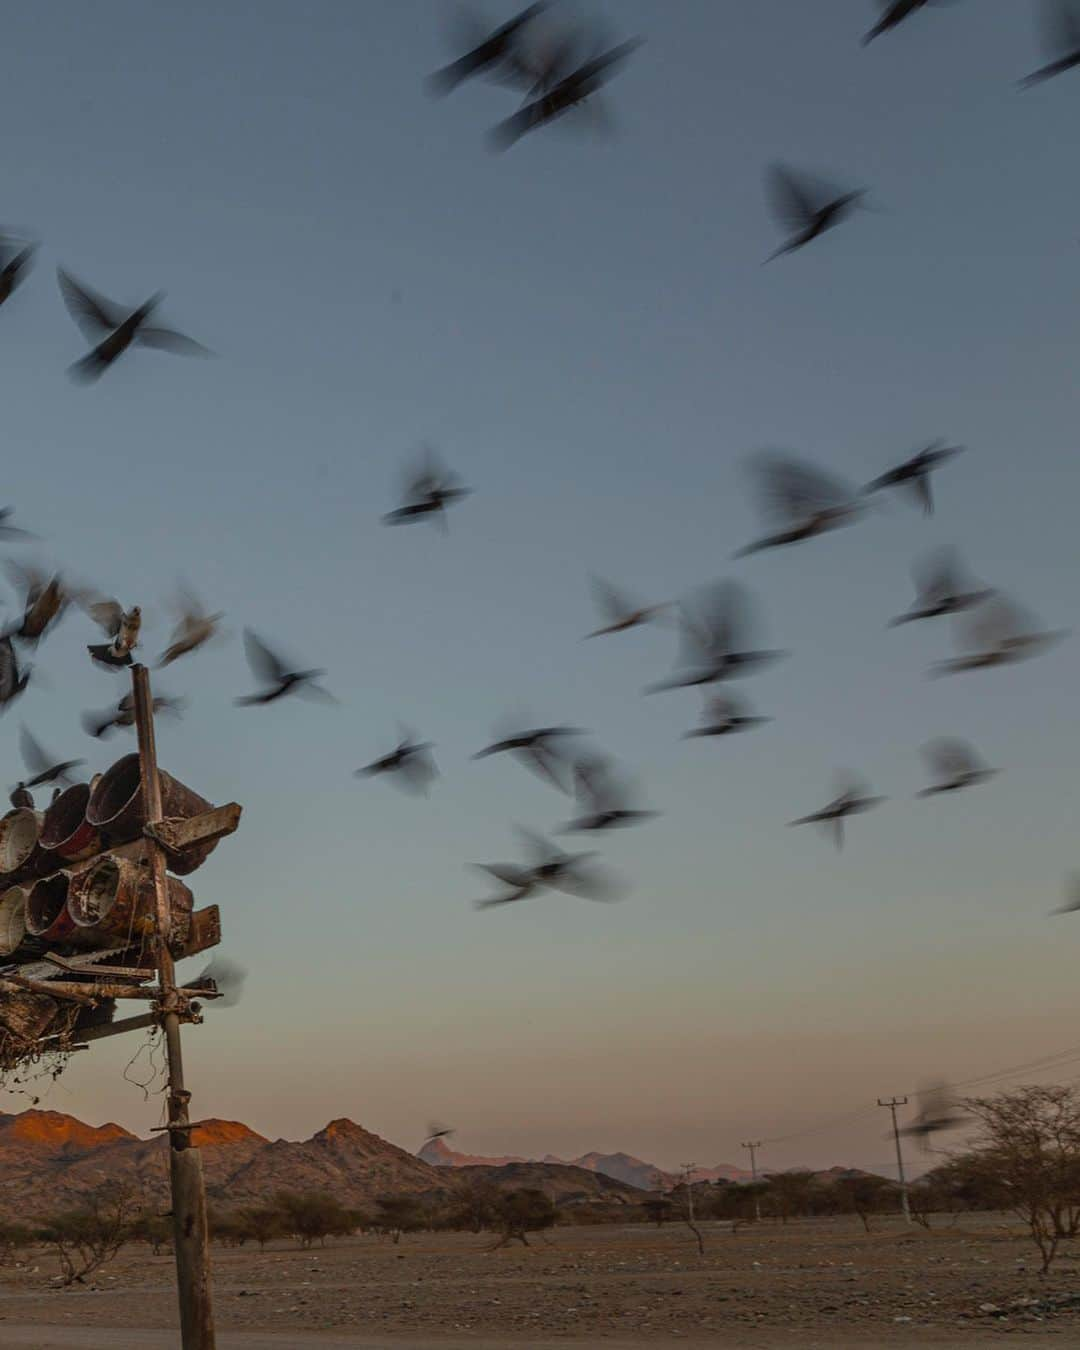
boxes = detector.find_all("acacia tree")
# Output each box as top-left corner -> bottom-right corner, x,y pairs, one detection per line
39,1183 -> 138,1286
832,1175 -> 896,1233
490,1189 -> 557,1249
963,1084 -> 1080,1273
274,1191 -> 354,1249
373,1195 -> 427,1244
239,1205 -> 287,1250
764,1169 -> 817,1225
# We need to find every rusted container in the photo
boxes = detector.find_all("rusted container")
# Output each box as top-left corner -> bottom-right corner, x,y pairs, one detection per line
24,872 -> 78,944
86,754 -> 218,874
68,854 -> 193,944
0,988 -> 60,1043
0,886 -> 27,956
40,783 -> 101,862
0,808 -> 45,877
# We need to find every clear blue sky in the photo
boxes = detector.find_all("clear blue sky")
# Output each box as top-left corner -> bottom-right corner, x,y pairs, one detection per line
0,0 -> 1077,1175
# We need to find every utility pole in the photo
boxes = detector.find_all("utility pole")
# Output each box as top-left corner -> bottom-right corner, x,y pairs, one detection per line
741,1140 -> 763,1221
878,1096 -> 911,1224
134,665 -> 216,1349
679,1163 -> 704,1255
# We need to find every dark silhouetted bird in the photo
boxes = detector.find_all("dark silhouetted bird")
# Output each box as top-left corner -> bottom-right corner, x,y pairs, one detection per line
734,453 -> 864,557
382,446 -> 471,530
19,726 -> 84,790
235,630 -> 334,706
182,957 -> 247,1008
890,548 -> 993,626
1021,1 -> 1080,88
57,268 -> 210,382
9,783 -> 32,810
917,738 -> 997,796
496,10 -> 585,98
1052,874 -> 1080,916
159,585 -> 224,666
932,594 -> 1067,676
356,726 -> 438,795
0,637 -> 30,711
562,754 -> 658,832
421,1122 -> 455,1149
0,236 -> 35,308
489,36 -> 643,149
473,720 -> 585,793
764,164 -> 869,262
586,575 -> 669,638
647,580 -> 785,693
473,826 -> 623,909
898,1083 -> 965,1151
862,441 -> 964,515
683,692 -> 771,739
83,596 -> 141,668
427,2 -> 549,95
789,774 -> 885,849
3,562 -> 69,644
81,691 -> 183,739
863,0 -> 932,46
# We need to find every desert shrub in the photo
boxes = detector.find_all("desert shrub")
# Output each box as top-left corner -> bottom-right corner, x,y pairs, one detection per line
38,1183 -> 137,1286
491,1188 -> 557,1249
274,1191 -> 355,1248
372,1194 -> 428,1244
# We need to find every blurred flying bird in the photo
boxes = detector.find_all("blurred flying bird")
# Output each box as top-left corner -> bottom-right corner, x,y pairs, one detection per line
183,957 -> 247,1008
1052,874 -> 1080,916
683,692 -> 771,739
356,726 -> 439,795
235,629 -> 335,705
19,726 -> 84,790
764,164 -> 869,262
0,236 -> 36,308
734,453 -> 864,557
0,509 -> 35,541
473,719 -> 585,792
473,826 -> 623,909
586,575 -> 669,637
57,267 -> 210,383
862,0 -> 932,46
497,10 -> 585,97
489,36 -> 643,149
1020,1 -> 1080,88
427,2 -> 549,95
81,692 -> 183,739
382,446 -> 471,530
917,738 -> 997,796
8,783 -> 32,810
789,773 -> 885,849
83,596 -> 141,668
158,585 -> 224,666
898,1083 -> 965,1151
562,754 -> 658,832
0,637 -> 30,710
889,548 -> 993,625
931,594 -> 1067,676
422,1122 -> 455,1148
647,580 -> 785,693
3,562 -> 69,644
861,441 -> 964,515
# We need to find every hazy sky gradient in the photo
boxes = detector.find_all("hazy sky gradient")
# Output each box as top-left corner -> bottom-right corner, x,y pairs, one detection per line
0,0 -> 1077,1176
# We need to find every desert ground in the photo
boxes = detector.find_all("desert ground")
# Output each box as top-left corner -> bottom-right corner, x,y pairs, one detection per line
1,1216 -> 1078,1349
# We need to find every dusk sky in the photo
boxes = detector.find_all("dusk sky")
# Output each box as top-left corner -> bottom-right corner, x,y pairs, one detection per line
0,0 -> 1077,1179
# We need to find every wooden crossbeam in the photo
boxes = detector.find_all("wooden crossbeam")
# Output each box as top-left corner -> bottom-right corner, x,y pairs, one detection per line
144,804 -> 242,855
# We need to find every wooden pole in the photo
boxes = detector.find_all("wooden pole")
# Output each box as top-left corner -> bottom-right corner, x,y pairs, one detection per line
132,664 -> 217,1350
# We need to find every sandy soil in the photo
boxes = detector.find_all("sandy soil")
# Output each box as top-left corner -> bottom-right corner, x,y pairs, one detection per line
1,1216 -> 1078,1347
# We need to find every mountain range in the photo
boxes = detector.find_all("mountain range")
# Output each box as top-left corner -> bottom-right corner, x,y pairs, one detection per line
419,1136 -> 752,1189
0,1109 -> 646,1217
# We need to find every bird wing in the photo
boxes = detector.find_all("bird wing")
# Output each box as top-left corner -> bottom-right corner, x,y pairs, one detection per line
18,725 -> 49,776
921,737 -> 978,780
750,452 -> 850,525
86,598 -> 123,636
1050,0 -> 1080,55
765,164 -> 818,231
0,638 -> 18,700
3,559 -> 46,603
476,862 -> 533,889
705,692 -> 741,721
591,574 -> 632,623
136,326 -> 212,357
242,629 -> 288,684
56,268 -> 127,339
912,546 -> 957,604
908,473 -> 933,515
961,593 -> 1027,650
513,824 -> 558,868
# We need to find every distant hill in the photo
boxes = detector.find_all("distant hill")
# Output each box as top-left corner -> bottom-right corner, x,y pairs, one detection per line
421,1137 -> 751,1189
455,1161 -> 644,1205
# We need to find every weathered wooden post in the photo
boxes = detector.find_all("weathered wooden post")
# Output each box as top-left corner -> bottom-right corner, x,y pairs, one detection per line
132,663 -> 215,1350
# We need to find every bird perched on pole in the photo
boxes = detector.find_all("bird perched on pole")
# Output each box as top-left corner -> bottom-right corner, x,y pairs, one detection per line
82,596 -> 141,668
